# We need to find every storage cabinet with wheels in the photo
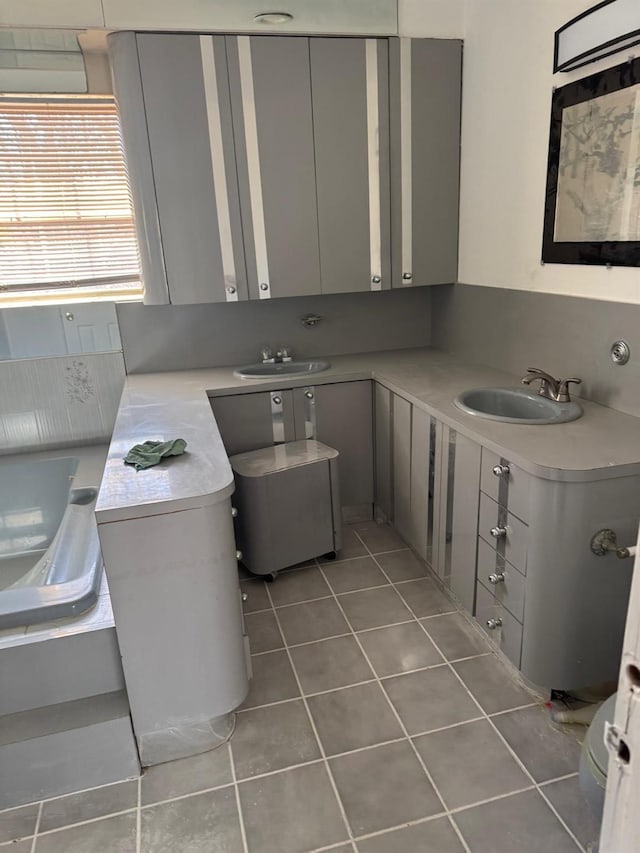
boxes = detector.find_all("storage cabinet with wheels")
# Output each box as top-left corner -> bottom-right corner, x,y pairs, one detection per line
210,380 -> 374,516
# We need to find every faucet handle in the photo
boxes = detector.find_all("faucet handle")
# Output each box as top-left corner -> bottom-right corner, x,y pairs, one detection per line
278,345 -> 293,362
260,346 -> 274,364
557,377 -> 581,403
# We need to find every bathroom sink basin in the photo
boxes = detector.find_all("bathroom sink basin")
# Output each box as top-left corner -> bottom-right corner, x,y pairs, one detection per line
454,387 -> 583,424
234,360 -> 330,379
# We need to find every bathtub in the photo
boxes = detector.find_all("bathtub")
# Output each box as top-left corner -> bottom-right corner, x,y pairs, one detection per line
0,454 -> 103,630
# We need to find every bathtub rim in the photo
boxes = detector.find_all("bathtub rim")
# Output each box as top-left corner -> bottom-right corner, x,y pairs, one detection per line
0,444 -> 108,631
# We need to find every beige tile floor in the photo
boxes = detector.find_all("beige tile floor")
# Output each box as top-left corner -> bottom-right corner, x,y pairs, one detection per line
0,523 -> 601,853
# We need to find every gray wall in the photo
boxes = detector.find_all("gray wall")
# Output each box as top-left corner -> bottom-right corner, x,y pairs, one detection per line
431,284 -> 640,419
117,287 -> 432,374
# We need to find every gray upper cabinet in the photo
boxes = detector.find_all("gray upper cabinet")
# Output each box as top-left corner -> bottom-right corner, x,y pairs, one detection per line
226,36 -> 321,300
109,32 -> 248,305
110,32 -> 461,304
389,38 -> 462,288
310,38 -> 391,294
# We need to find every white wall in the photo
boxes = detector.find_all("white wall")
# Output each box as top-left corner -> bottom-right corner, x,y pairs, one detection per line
459,0 -> 640,304
398,0 -> 464,37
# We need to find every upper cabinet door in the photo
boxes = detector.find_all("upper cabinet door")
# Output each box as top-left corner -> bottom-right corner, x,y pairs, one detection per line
310,38 -> 391,294
110,33 -> 248,305
137,34 -> 248,304
226,36 -> 321,300
390,38 -> 462,288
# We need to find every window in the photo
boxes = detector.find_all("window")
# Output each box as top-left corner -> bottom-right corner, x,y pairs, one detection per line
0,95 -> 141,305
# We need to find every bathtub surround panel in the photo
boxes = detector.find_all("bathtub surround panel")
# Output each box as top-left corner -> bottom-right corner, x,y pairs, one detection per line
432,283 -> 640,419
116,287 -> 432,373
0,626 -> 123,717
0,351 -> 125,454
0,691 -> 139,811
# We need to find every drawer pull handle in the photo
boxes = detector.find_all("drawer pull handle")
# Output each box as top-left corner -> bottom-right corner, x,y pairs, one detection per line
493,464 -> 510,477
241,592 -> 248,602
486,617 -> 503,630
236,550 -> 243,562
488,572 -> 505,584
231,506 -> 238,518
490,526 -> 507,539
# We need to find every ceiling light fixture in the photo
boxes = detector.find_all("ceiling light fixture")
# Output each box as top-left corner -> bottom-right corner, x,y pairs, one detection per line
253,12 -> 294,25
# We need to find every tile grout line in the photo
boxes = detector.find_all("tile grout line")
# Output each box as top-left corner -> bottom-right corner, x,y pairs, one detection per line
27,807 -> 139,839
0,777 -> 137,816
263,579 -> 356,849
375,538 -> 586,853
538,771 -> 580,787
342,532 -> 473,853
29,801 -> 42,853
228,742 -> 250,853
135,775 -> 141,853
241,656 -> 504,714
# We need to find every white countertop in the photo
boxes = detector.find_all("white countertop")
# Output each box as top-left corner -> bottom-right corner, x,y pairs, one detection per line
96,347 -> 640,523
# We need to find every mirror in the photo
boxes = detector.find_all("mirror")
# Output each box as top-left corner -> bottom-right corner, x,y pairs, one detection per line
0,302 -> 122,361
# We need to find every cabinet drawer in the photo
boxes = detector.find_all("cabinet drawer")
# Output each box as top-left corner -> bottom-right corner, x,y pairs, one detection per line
480,448 -> 530,523
475,581 -> 523,668
478,492 -> 528,574
477,538 -> 525,623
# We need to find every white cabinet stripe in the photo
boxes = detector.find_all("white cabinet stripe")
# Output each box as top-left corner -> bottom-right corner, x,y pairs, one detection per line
199,36 -> 238,302
237,36 -> 271,299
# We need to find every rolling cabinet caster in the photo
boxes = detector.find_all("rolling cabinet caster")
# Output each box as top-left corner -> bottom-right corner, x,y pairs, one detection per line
322,551 -> 337,561
264,572 -> 278,583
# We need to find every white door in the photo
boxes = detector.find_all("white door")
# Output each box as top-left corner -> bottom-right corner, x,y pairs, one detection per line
599,522 -> 640,851
60,303 -> 121,353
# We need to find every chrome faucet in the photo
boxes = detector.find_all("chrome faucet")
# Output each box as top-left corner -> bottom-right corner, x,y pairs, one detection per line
260,345 -> 293,364
521,368 -> 582,403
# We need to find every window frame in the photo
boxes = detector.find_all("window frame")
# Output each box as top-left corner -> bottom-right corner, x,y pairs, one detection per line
0,93 -> 142,307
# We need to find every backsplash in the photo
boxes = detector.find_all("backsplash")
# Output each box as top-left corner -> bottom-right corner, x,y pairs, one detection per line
116,288 -> 433,373
431,283 -> 640,419
0,351 -> 126,454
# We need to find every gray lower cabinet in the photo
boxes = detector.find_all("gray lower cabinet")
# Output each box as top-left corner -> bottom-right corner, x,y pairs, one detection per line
376,390 -> 437,563
444,429 -> 482,614
209,390 -> 296,456
211,381 -> 373,514
374,382 -> 637,690
309,381 -> 374,511
470,447 -> 637,689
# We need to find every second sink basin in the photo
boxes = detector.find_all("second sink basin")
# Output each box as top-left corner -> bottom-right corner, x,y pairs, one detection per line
454,387 -> 583,424
234,360 -> 330,379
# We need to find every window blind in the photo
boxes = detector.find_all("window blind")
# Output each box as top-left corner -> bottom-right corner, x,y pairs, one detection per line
0,97 -> 141,301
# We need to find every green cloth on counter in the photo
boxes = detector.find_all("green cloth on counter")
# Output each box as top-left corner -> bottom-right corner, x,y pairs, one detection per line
124,438 -> 187,471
